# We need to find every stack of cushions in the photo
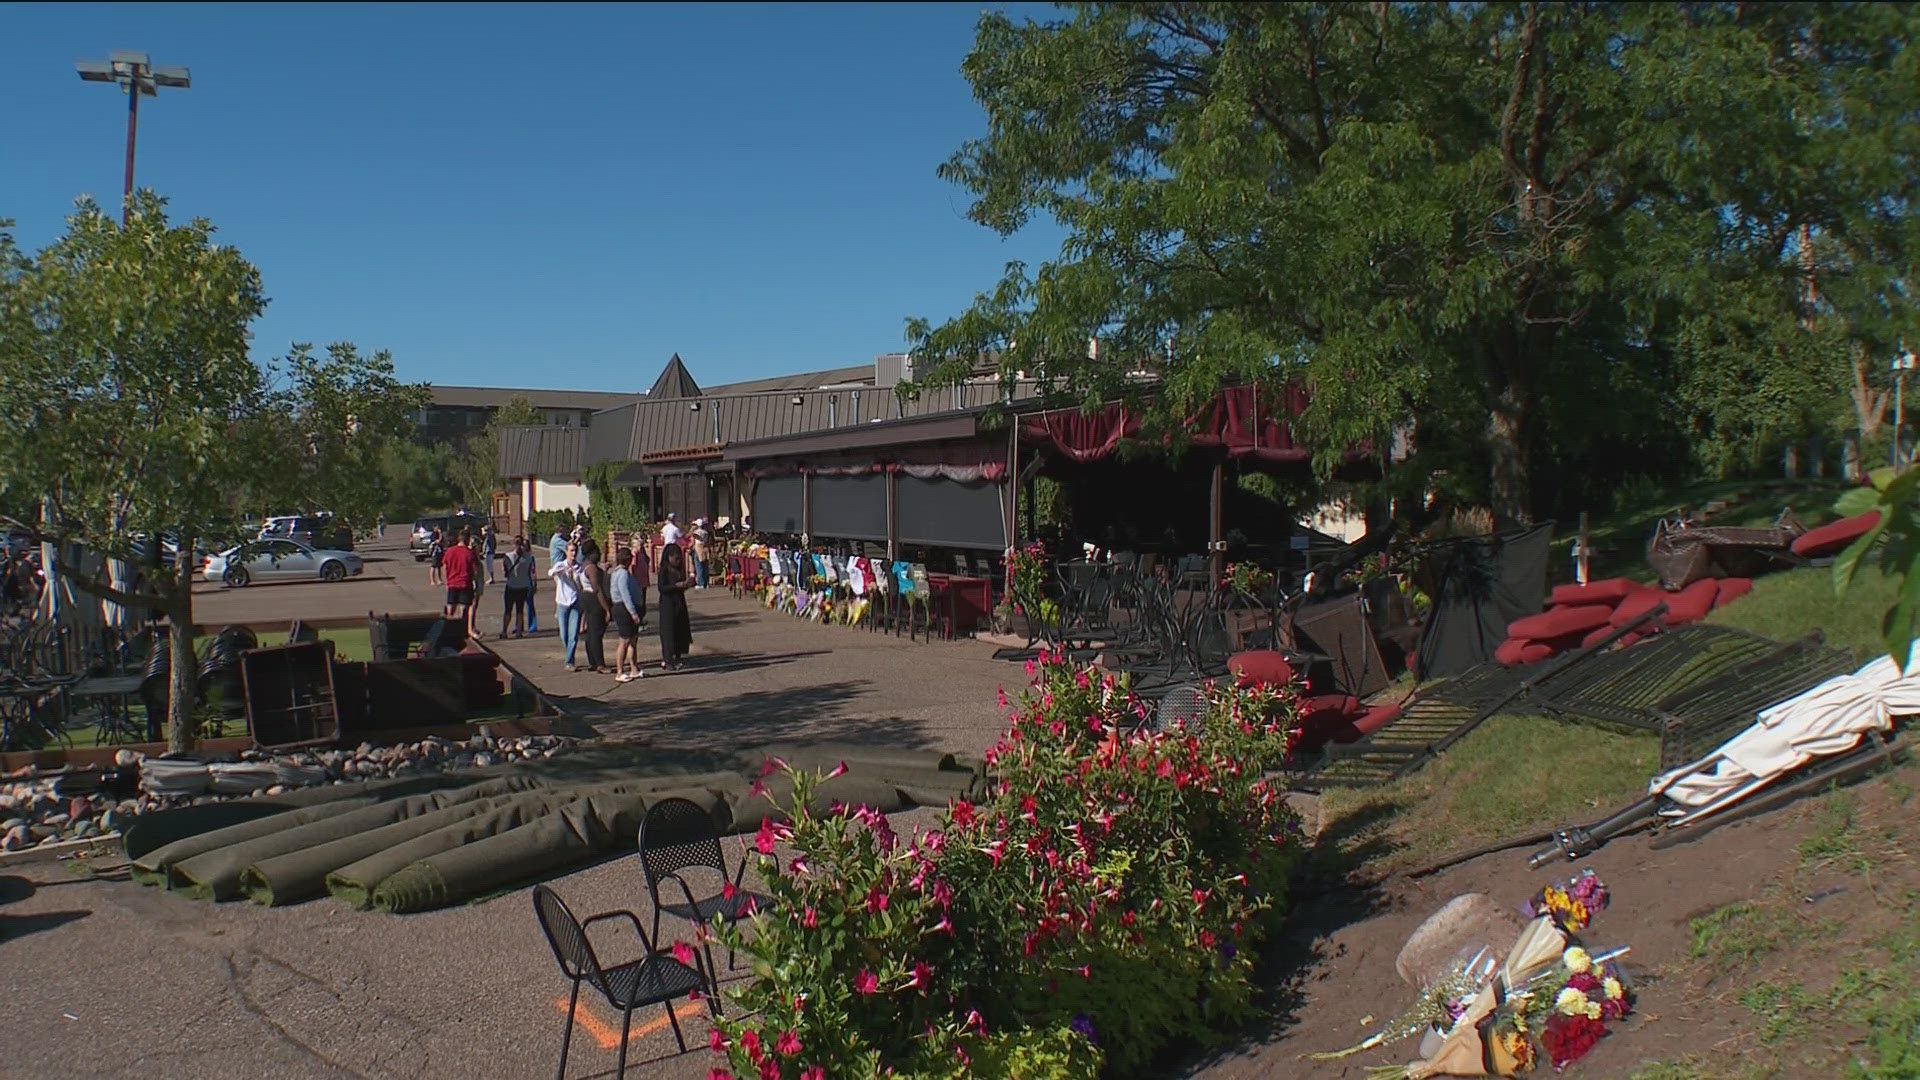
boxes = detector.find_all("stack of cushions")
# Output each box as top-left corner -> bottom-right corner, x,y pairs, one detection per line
1789,510 -> 1880,559
1225,650 -> 1403,754
1493,574 -> 1753,666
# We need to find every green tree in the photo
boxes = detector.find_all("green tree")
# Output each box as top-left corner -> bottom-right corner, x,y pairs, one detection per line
0,195 -> 424,752
374,439 -> 462,523
449,396 -> 541,510
912,3 -> 1919,524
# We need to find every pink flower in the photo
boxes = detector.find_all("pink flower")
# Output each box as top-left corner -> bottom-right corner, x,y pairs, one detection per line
800,1069 -> 826,1080
755,819 -> 777,855
775,1030 -> 803,1057
788,856 -> 810,875
758,756 -> 782,779
985,839 -> 1007,867
951,799 -> 976,827
748,777 -> 766,798
827,760 -> 849,779
854,969 -> 880,994
865,887 -> 890,914
710,1070 -> 733,1080
907,961 -> 933,990
673,940 -> 695,966
802,906 -> 818,929
709,1028 -> 727,1052
928,916 -> 953,935
965,1008 -> 986,1033
722,881 -> 738,901
740,1028 -> 764,1062
759,1057 -> 780,1080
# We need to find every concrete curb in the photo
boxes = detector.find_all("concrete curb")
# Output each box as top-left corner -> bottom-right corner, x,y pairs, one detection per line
0,834 -> 122,868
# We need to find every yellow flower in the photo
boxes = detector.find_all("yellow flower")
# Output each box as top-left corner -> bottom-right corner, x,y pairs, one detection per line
1555,987 -> 1590,1016
1603,977 -> 1624,1001
1562,947 -> 1592,974
1585,1001 -> 1603,1021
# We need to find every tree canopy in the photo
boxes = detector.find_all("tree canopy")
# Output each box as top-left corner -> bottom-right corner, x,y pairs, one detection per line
0,194 -> 426,751
912,2 -> 1920,524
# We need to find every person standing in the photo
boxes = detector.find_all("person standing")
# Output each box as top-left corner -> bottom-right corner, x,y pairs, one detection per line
691,518 -> 711,589
661,512 -> 683,548
577,541 -> 612,674
463,531 -> 486,639
428,527 -> 445,587
483,526 -> 498,585
656,540 -> 694,671
608,548 -> 644,682
500,535 -> 537,637
440,528 -> 477,637
377,513 -> 385,538
548,527 -> 568,572
627,534 -> 651,629
550,540 -> 582,670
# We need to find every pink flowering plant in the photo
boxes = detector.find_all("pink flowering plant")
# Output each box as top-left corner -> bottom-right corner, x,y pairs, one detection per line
708,649 -> 1302,1079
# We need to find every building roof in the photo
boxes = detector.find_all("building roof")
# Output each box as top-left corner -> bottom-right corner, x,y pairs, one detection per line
646,354 -> 704,400
703,365 -> 876,395
498,424 -> 585,479
430,385 -> 642,411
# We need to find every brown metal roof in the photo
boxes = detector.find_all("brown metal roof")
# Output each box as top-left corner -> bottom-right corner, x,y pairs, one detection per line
703,365 -> 875,395
498,424 -> 585,479
723,410 -> 985,461
430,385 -> 643,411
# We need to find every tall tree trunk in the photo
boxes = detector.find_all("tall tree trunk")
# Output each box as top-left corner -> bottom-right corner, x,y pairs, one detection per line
1851,344 -> 1890,450
165,532 -> 197,754
1487,382 -> 1532,528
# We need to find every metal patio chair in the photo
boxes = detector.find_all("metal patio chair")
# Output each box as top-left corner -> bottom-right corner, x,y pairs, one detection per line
637,797 -> 770,975
532,883 -> 711,1078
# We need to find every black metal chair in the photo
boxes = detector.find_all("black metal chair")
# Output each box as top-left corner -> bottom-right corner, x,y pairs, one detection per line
531,883 -> 711,1078
637,797 -> 771,975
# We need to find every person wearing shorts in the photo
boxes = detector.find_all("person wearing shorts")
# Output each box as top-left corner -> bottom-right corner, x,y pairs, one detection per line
441,529 -> 477,633
608,547 -> 644,682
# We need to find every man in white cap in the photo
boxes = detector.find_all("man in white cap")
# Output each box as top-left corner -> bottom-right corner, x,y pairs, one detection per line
660,512 -> 682,547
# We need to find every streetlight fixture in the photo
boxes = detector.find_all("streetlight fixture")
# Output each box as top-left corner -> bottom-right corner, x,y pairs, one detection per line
75,49 -> 191,224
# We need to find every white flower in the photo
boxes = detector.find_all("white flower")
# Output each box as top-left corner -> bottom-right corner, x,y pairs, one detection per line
1562,946 -> 1592,974
1555,987 -> 1591,1016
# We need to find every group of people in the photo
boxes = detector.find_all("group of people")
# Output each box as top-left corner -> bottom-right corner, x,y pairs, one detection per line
0,549 -> 43,619
547,515 -> 696,681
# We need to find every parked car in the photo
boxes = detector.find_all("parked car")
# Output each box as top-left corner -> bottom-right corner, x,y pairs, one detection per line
203,539 -> 363,587
259,515 -> 354,552
409,513 -> 492,561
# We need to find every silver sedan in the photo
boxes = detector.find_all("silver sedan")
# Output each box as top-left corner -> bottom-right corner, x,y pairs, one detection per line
202,539 -> 364,587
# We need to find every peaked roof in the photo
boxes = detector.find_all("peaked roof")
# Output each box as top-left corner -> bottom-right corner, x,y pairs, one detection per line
647,354 -> 703,400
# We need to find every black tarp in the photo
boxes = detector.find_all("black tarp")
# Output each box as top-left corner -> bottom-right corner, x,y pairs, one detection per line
810,474 -> 888,542
1414,523 -> 1553,681
897,476 -> 1005,550
753,474 -> 805,534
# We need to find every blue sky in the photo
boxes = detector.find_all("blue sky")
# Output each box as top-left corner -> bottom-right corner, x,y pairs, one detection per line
1,2 -> 1064,390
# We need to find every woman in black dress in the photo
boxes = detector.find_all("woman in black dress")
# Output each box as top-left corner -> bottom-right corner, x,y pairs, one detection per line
657,541 -> 694,670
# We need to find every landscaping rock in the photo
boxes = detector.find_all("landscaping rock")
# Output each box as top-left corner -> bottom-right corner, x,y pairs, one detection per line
1395,892 -> 1525,988
114,749 -> 141,767
2,826 -> 28,851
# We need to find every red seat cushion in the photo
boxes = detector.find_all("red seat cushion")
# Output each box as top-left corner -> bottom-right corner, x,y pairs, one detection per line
1581,625 -> 1619,650
1228,650 -> 1295,689
1610,588 -> 1671,629
1354,702 -> 1402,736
1713,577 -> 1754,608
1508,604 -> 1614,640
1791,511 -> 1881,558
1550,578 -> 1641,607
1291,694 -> 1367,753
1494,638 -> 1555,666
1664,577 -> 1721,626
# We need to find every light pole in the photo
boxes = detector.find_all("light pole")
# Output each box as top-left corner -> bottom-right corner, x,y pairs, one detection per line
75,50 -> 191,224
1895,349 -> 1918,469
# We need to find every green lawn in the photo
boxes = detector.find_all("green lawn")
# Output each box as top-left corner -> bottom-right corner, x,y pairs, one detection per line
1706,562 -> 1902,663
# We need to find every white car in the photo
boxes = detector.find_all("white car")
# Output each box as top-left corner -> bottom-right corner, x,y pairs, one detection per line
203,539 -> 363,587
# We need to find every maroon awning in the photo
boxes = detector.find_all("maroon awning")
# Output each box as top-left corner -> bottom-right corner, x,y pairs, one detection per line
1019,383 -> 1311,464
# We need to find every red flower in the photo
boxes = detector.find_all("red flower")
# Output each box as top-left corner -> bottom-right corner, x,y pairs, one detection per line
1567,971 -> 1602,993
802,906 -> 817,929
709,1070 -> 733,1080
673,941 -> 695,966
758,1057 -> 779,1080
775,1030 -> 803,1057
951,799 -> 976,827
908,961 -> 933,990
854,969 -> 879,994
865,887 -> 890,914
722,881 -> 738,901
1543,1013 -> 1607,1069
755,819 -> 777,855
827,760 -> 848,779
740,1028 -> 764,1063
800,1068 -> 825,1080
709,1028 -> 727,1052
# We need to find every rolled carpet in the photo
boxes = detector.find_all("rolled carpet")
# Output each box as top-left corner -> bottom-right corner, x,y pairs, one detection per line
369,787 -> 728,913
244,792 -> 533,907
170,777 -> 547,900
323,772 -> 746,909
130,798 -> 378,887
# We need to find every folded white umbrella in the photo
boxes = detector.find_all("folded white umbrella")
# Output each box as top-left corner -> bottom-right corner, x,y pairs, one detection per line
1651,643 -> 1920,814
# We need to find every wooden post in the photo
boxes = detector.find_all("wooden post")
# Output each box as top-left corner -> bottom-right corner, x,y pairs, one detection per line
885,469 -> 899,559
802,471 -> 812,544
1006,423 -> 1020,555
1209,458 -> 1225,589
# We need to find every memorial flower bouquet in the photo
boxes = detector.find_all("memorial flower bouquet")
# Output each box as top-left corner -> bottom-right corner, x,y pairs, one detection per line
1225,561 -> 1275,595
1527,870 -> 1609,932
